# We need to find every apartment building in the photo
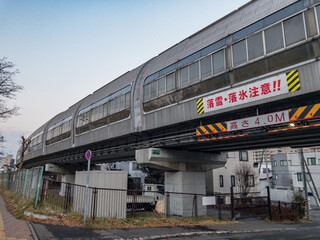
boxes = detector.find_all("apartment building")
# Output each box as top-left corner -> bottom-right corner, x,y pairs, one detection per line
206,150 -> 260,194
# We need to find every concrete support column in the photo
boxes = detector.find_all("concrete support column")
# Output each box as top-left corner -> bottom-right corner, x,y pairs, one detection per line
136,148 -> 227,217
165,171 -> 206,217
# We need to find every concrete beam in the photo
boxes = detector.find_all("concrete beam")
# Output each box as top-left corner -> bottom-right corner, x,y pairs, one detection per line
135,148 -> 226,171
45,163 -> 73,174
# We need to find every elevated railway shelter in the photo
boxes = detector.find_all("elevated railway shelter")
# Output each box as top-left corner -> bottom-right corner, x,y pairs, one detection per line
18,0 -> 320,216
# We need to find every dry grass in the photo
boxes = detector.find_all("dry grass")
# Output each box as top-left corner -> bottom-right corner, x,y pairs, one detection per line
0,186 -> 235,229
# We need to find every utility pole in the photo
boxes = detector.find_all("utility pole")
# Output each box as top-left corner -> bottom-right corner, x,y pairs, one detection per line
299,148 -> 309,220
264,150 -> 270,188
303,157 -> 320,207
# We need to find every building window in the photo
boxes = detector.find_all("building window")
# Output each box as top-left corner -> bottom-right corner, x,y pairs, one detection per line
247,175 -> 255,187
273,161 -> 277,166
265,23 -> 284,54
283,13 -> 305,46
288,160 -> 292,166
239,151 -> 248,161
307,157 -> 316,165
280,160 -> 288,166
306,173 -> 311,181
219,175 -> 224,187
297,172 -> 302,181
231,175 -> 235,187
275,174 -> 279,180
131,162 -> 138,171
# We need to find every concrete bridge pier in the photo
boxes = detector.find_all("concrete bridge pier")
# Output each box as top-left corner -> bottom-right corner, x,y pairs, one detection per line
135,148 -> 227,217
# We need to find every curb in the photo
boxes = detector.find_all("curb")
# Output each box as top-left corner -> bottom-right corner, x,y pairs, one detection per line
114,227 -> 297,240
27,221 -> 39,240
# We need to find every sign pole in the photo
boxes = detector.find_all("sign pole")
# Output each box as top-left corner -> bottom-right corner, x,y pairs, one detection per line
84,150 -> 92,225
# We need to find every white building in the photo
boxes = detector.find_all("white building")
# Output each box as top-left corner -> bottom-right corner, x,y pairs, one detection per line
206,150 -> 260,194
0,154 -> 14,172
271,150 -> 320,206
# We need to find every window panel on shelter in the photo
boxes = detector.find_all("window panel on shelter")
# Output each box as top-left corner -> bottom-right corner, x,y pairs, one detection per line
144,85 -> 150,102
158,77 -> 166,96
166,73 -> 175,92
200,56 -> 212,79
180,67 -> 189,88
119,95 -> 125,111
248,32 -> 264,60
233,39 -> 247,66
189,61 -> 200,84
125,93 -> 130,108
317,6 -> 320,32
265,23 -> 284,53
213,49 -> 225,74
110,98 -> 119,114
103,103 -> 108,117
284,14 -> 305,46
305,8 -> 318,38
150,81 -> 158,99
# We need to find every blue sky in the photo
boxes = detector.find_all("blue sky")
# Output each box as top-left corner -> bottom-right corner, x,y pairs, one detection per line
0,0 -> 250,156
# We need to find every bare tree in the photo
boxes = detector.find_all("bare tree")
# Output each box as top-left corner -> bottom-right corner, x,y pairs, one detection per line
235,163 -> 258,198
0,57 -> 23,119
18,136 -> 31,170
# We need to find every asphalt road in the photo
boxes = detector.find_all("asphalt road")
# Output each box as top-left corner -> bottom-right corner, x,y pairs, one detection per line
30,209 -> 320,240
166,227 -> 320,240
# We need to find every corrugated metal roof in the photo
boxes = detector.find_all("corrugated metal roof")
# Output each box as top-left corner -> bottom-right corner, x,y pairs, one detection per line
143,0 -> 298,77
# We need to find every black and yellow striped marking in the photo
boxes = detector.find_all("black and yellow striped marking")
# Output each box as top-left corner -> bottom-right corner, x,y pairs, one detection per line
196,103 -> 320,136
268,124 -> 320,133
289,103 -> 320,121
196,122 -> 227,136
197,98 -> 204,115
286,70 -> 300,92
198,134 -> 248,142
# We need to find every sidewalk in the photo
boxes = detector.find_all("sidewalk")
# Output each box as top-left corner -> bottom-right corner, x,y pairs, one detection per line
0,194 -> 33,240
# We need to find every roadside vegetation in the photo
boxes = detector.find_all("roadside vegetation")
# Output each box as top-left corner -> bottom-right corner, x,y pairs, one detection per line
0,186 -> 235,229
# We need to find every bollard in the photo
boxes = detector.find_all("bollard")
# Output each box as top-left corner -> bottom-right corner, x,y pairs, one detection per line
166,192 -> 170,217
218,196 -> 222,220
230,187 -> 235,221
278,201 -> 282,220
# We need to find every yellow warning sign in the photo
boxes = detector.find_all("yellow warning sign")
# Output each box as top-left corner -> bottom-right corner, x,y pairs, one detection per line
286,70 -> 300,92
197,98 -> 204,115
